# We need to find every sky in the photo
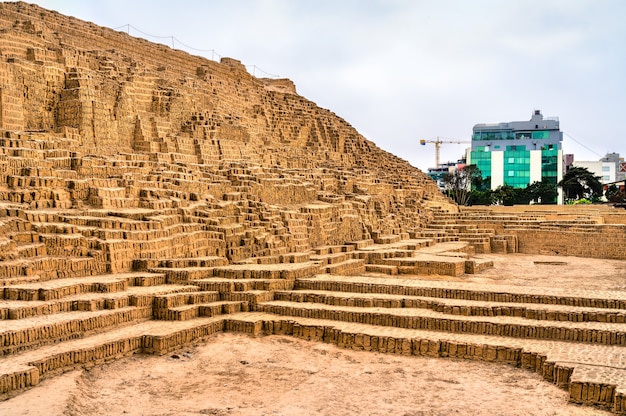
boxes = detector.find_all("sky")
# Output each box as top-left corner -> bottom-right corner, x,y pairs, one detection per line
20,0 -> 626,172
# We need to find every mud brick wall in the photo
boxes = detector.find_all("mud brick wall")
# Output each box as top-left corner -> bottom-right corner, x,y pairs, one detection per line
0,307 -> 152,356
103,230 -> 226,273
142,319 -> 225,355
294,278 -> 626,309
456,207 -> 626,260
0,1 -> 450,206
0,365 -> 39,397
29,337 -> 143,377
255,303 -> 626,346
507,226 -> 626,260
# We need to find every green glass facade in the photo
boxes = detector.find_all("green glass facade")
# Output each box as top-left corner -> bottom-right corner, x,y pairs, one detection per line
541,147 -> 559,184
470,147 -> 491,179
503,147 -> 530,188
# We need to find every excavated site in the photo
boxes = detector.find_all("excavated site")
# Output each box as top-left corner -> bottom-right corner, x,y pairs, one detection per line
0,2 -> 626,415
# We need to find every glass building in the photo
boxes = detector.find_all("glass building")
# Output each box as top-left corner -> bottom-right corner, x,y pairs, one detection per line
467,110 -> 563,202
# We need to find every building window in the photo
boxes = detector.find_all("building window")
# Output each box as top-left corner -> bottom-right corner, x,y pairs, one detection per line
602,166 -> 610,172
532,131 -> 550,140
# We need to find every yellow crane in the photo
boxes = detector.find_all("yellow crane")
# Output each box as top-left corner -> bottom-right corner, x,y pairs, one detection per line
420,137 -> 471,167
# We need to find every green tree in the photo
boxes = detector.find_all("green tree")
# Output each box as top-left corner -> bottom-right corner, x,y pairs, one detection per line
467,189 -> 494,205
526,179 -> 558,204
472,175 -> 491,192
492,185 -> 530,206
558,167 -> 603,201
443,165 -> 482,206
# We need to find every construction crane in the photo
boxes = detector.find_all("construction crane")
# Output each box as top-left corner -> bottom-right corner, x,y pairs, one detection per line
420,137 -> 471,167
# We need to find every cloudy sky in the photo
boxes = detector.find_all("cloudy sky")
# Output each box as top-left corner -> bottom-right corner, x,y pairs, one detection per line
25,0 -> 626,171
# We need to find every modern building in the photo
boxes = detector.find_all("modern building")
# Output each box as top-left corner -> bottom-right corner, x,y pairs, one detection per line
466,110 -> 563,202
426,159 -> 466,190
573,152 -> 625,184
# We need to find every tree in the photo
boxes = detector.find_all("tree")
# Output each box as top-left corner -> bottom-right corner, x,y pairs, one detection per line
605,184 -> 619,201
472,175 -> 491,192
606,185 -> 626,204
467,189 -> 494,205
526,179 -> 558,204
558,167 -> 603,201
492,185 -> 530,206
443,165 -> 482,206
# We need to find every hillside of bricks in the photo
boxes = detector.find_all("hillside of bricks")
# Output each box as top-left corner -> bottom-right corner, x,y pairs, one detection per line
1,2 -> 626,414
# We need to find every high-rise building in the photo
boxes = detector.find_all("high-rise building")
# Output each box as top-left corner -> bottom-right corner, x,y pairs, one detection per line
466,110 -> 563,202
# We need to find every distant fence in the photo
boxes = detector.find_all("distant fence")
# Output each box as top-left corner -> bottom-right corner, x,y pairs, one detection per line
114,24 -> 280,78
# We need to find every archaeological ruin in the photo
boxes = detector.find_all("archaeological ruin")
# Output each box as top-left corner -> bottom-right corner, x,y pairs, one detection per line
0,2 -> 626,414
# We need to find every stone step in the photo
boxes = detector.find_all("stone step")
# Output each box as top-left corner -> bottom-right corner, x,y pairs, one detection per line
0,306 -> 153,356
237,252 -> 311,265
1,272 -> 167,301
221,289 -> 274,305
457,233 -> 493,239
346,239 -> 375,250
14,243 -> 47,258
136,256 -> 229,269
294,275 -> 626,310
464,258 -> 495,274
320,259 -> 366,276
256,300 -> 626,346
273,290 -> 626,324
192,278 -> 294,293
0,255 -> 105,281
373,254 -> 467,276
0,275 -> 42,287
373,235 -> 402,244
149,267 -> 216,283
153,291 -> 220,309
312,245 -> 355,255
356,249 -> 416,263
211,262 -> 320,280
156,300 -> 248,321
364,264 -> 399,275
0,284 -> 195,321
310,251 -> 355,266
413,241 -> 471,254
151,261 -> 321,282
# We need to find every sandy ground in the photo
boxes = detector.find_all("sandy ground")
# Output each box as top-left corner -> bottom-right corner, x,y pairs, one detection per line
1,253 -> 624,416
465,253 -> 626,291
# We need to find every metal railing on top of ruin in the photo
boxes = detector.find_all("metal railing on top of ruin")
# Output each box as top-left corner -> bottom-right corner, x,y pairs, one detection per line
114,24 -> 280,79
